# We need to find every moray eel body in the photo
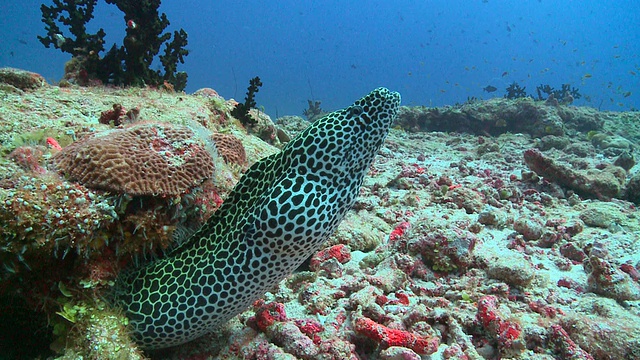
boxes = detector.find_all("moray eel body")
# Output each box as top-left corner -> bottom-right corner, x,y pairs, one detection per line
112,87 -> 401,349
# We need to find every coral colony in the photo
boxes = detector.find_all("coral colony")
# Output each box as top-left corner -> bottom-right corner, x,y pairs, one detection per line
231,76 -> 263,126
38,0 -> 189,91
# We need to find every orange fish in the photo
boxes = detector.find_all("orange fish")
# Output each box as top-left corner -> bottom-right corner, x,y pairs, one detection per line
46,137 -> 62,150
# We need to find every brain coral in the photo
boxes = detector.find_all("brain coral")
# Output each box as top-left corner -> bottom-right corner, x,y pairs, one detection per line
211,133 -> 247,167
52,123 -> 215,196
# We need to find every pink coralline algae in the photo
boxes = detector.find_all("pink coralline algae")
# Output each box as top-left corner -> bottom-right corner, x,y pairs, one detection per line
8,146 -> 47,174
353,315 -> 439,355
309,244 -> 352,271
549,324 -> 594,360
389,221 -> 411,242
476,295 -> 524,355
586,252 -> 640,302
249,300 -> 288,332
246,300 -> 356,359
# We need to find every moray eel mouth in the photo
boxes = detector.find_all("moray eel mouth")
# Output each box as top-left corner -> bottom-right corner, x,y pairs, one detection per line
111,87 -> 401,349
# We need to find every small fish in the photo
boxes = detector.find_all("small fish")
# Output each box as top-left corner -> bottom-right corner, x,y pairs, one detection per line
483,85 -> 498,93
623,91 -> 632,98
630,71 -> 637,76
46,137 -> 62,151
501,71 -> 508,77
54,33 -> 65,47
582,73 -> 592,79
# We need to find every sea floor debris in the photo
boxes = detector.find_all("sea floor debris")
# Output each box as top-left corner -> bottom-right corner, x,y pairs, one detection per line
1,67 -> 639,359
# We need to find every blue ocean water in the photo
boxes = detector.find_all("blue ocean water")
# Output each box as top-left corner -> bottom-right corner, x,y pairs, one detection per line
1,0 -> 638,116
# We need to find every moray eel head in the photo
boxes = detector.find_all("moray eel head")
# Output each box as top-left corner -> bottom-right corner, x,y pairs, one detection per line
111,87 -> 401,349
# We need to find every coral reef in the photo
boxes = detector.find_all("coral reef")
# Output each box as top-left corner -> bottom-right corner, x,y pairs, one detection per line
2,68 -> 640,359
38,0 -> 189,90
395,97 -> 607,137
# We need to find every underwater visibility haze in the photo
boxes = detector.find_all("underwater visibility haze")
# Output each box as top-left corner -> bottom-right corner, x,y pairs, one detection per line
1,0 -> 638,114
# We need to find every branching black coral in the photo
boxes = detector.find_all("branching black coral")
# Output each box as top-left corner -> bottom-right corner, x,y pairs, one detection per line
501,81 -> 582,105
38,0 -> 106,57
231,77 -> 263,126
505,82 -> 528,99
536,83 -> 581,104
38,0 -> 189,91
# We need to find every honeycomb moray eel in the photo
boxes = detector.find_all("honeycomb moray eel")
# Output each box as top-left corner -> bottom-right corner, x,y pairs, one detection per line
111,87 -> 401,349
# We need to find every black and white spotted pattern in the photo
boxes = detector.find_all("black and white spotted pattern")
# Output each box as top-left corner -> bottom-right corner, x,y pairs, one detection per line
111,87 -> 401,349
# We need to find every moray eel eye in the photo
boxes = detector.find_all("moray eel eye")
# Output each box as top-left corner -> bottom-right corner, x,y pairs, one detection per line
350,105 -> 363,117
350,105 -> 367,127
